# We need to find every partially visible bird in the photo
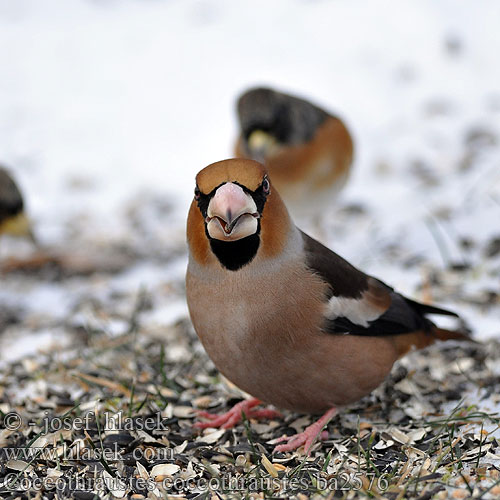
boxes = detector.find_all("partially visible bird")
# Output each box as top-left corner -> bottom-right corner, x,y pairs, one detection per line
0,166 -> 35,242
186,159 -> 471,454
235,87 -> 354,219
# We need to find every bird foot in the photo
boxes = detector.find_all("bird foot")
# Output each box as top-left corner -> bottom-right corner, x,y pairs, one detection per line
273,407 -> 337,455
194,398 -> 282,429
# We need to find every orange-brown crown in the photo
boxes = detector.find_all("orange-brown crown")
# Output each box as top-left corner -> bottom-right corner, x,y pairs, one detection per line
196,158 -> 268,194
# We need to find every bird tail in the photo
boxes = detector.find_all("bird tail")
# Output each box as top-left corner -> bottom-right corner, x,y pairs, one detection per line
433,327 -> 475,343
415,297 -> 476,343
394,325 -> 474,358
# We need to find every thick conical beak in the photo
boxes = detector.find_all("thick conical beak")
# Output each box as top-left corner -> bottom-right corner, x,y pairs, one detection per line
206,183 -> 259,241
0,212 -> 37,244
247,130 -> 279,162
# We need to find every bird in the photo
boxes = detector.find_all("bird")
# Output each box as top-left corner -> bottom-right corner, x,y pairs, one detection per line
186,159 -> 470,454
234,87 -> 354,220
0,166 -> 35,242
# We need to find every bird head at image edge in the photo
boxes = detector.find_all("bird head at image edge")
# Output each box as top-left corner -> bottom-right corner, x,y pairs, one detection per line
0,167 -> 35,242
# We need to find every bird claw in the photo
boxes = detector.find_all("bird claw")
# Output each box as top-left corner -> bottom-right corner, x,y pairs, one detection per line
194,398 -> 281,429
246,408 -> 282,420
196,411 -> 219,420
272,408 -> 337,455
273,428 -> 329,454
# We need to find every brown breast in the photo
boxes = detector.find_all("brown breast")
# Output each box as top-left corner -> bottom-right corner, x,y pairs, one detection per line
186,231 -> 401,413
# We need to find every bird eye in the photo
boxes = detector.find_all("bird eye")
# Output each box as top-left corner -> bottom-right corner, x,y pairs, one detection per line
262,176 -> 270,194
194,187 -> 201,200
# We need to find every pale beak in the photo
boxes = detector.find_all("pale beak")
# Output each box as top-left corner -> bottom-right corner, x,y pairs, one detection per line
0,212 -> 37,245
206,183 -> 259,241
247,130 -> 279,162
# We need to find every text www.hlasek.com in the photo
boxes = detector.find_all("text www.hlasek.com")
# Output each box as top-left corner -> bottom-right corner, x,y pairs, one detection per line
0,443 -> 173,462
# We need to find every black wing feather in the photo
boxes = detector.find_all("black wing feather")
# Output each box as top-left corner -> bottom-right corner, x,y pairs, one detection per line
301,231 -> 458,337
326,293 -> 432,336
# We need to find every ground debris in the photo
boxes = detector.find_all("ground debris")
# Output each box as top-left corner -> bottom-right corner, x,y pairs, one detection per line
1,313 -> 499,499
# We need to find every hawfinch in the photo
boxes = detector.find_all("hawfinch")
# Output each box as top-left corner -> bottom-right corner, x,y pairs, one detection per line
186,159 -> 469,454
0,166 -> 35,242
234,87 -> 353,218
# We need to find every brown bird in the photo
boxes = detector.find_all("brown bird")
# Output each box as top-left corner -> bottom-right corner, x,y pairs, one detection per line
186,159 -> 470,454
234,87 -> 353,219
0,166 -> 35,242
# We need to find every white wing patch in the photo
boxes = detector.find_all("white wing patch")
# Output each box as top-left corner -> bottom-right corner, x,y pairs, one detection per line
324,295 -> 384,327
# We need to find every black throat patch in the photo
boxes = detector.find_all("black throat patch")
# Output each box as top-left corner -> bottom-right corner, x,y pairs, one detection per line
209,234 -> 260,271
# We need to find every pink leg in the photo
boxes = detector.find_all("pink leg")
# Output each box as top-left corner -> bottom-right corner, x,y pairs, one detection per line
194,398 -> 282,429
273,407 -> 337,455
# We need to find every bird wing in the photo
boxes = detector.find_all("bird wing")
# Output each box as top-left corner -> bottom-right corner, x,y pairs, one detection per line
301,231 -> 458,336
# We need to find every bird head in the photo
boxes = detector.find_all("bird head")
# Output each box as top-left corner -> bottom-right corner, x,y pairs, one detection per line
0,167 -> 37,244
187,159 -> 291,271
236,87 -> 329,162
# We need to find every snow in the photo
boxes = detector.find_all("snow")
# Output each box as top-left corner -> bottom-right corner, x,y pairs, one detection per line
0,0 -> 499,364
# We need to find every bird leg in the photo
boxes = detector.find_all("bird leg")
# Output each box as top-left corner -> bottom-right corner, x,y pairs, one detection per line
273,407 -> 337,454
194,398 -> 282,429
